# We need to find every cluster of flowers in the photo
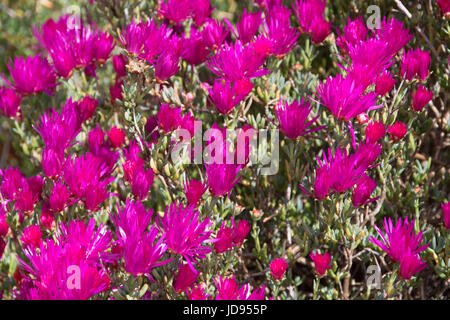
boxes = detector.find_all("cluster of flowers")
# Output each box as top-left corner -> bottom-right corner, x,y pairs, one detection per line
0,0 -> 447,300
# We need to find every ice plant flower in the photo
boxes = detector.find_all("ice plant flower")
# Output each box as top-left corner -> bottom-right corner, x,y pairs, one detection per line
441,202 -> 450,230
269,258 -> 288,280
184,179 -> 207,206
208,79 -> 252,114
233,9 -> 262,43
388,122 -> 407,142
411,85 -> 433,112
293,0 -> 331,44
110,79 -> 124,103
313,74 -> 379,121
214,275 -> 266,300
2,56 -> 58,96
173,263 -> 199,293
20,225 -> 42,249
48,181 -> 71,213
107,127 -> 126,148
154,51 -> 180,82
401,48 -> 431,81
376,17 -> 413,58
112,199 -> 170,275
205,162 -> 242,197
365,121 -> 386,143
336,17 -> 368,54
130,168 -> 154,200
261,6 -> 299,56
158,104 -> 183,133
206,41 -> 270,82
214,219 -> 251,253
398,252 -> 427,280
188,284 -> 210,300
112,55 -> 128,78
181,29 -> 210,66
310,251 -> 332,276
352,174 -> 377,207
202,19 -> 230,50
158,201 -> 214,269
369,217 -> 429,262
274,98 -> 324,139
0,87 -> 22,118
375,71 -> 396,96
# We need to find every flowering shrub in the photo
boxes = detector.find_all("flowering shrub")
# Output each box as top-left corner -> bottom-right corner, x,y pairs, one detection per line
0,0 -> 448,300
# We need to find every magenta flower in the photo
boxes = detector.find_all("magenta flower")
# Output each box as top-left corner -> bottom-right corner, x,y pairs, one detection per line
309,17 -> 331,44
112,199 -> 170,276
205,162 -> 242,197
146,116 -> 161,144
110,78 -> 124,103
122,140 -> 145,183
191,0 -> 213,27
214,219 -> 250,253
214,275 -> 266,300
0,238 -> 5,260
401,48 -> 431,81
310,251 -> 332,276
181,30 -> 210,66
352,174 -> 377,207
376,17 -> 413,57
202,19 -> 230,50
274,98 -> 324,139
154,51 -> 180,82
188,284 -> 211,300
293,0 -> 327,33
313,74 -> 379,121
442,202 -> 450,229
0,87 -> 22,118
369,217 -> 429,262
437,0 -> 450,16
301,143 -> 382,200
107,127 -> 126,149
112,55 -> 128,78
375,71 -> 396,96
336,17 -> 368,54
2,56 -> 58,95
20,225 -> 42,249
398,252 -> 427,280
208,78 -> 251,114
49,181 -> 71,213
158,0 -> 192,25
77,95 -> 98,122
411,85 -> 433,112
269,258 -> 288,280
233,9 -> 262,43
365,121 -> 386,143
17,219 -> 115,299
158,201 -> 214,268
184,179 -> 207,206
94,31 -> 115,64
262,7 -> 299,56
206,41 -> 269,82
118,20 -> 150,56
158,104 -> 183,133
173,263 -> 199,293
131,168 -> 154,200
388,121 -> 407,142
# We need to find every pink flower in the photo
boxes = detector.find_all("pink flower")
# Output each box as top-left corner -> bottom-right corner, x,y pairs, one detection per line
437,0 -> 450,16
274,98 -> 324,139
107,127 -> 126,148
154,51 -> 180,82
411,85 -> 433,112
398,252 -> 427,280
20,225 -> 42,249
214,219 -> 251,253
0,238 -> 5,260
269,258 -> 288,280
158,104 -> 183,133
310,251 -> 332,276
181,30 -> 210,66
375,17 -> 413,57
202,19 -> 230,50
2,56 -> 58,96
369,217 -> 429,262
208,79 -> 252,114
205,162 -> 242,197
233,9 -> 262,43
214,275 -> 266,300
131,168 -> 154,200
388,121 -> 407,142
356,113 -> 369,125
158,201 -> 214,268
112,55 -> 128,78
314,74 -> 379,121
49,181 -> 71,213
112,199 -> 170,276
352,174 -> 377,207
336,17 -> 368,54
110,78 -> 124,103
173,263 -> 199,293
77,96 -> 98,122
261,7 -> 299,56
158,0 -> 192,25
184,179 -> 207,206
365,121 -> 386,143
206,41 -> 270,82
0,87 -> 22,118
375,71 -> 396,96
309,17 -> 331,44
441,202 -> 450,230
188,284 -> 210,300
401,48 -> 431,81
